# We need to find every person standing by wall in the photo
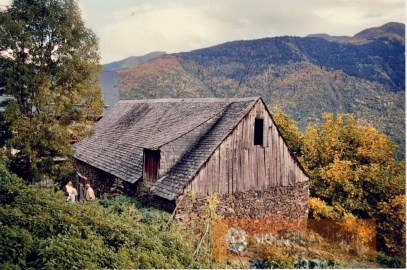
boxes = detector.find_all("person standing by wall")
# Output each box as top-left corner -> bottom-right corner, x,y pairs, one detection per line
65,181 -> 74,202
70,187 -> 78,203
65,181 -> 73,195
85,184 -> 96,201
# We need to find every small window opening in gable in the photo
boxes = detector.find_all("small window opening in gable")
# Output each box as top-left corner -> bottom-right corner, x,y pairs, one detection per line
254,118 -> 264,146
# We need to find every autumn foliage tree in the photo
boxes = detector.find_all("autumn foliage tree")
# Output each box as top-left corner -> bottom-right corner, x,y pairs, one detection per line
377,195 -> 406,261
301,113 -> 404,218
271,108 -> 303,157
0,0 -> 104,182
273,111 -> 405,264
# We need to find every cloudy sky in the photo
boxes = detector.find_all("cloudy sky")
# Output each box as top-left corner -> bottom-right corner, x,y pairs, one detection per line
1,0 -> 405,63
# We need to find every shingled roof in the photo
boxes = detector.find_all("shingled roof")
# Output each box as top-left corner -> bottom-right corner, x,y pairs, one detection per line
74,97 -> 259,196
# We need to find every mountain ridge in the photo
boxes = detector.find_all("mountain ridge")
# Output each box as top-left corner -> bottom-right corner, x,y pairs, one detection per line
100,51 -> 166,108
103,51 -> 166,71
101,22 -> 405,158
307,22 -> 405,44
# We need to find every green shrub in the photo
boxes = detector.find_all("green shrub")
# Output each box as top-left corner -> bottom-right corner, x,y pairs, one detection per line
0,164 -> 205,269
376,252 -> 403,268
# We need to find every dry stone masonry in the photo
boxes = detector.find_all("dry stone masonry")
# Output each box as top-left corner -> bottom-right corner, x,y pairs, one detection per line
176,181 -> 309,223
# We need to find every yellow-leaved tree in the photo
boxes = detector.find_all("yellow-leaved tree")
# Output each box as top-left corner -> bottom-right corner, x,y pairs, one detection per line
273,111 -> 405,264
301,113 -> 404,218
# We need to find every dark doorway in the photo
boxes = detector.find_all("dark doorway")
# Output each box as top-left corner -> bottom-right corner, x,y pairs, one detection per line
143,149 -> 160,182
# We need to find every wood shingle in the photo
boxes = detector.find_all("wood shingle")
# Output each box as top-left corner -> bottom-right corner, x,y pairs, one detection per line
74,97 -> 258,189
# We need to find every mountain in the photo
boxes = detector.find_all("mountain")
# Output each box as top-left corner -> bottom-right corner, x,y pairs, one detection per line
102,23 -> 405,158
99,52 -> 166,109
306,33 -> 350,43
103,51 -> 166,71
353,22 -> 405,42
307,22 -> 405,45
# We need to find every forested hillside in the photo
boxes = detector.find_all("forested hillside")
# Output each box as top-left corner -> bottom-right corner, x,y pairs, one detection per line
100,52 -> 166,108
108,22 -> 405,158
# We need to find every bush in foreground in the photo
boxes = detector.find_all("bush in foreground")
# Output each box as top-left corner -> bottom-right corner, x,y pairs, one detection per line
0,165 -> 203,269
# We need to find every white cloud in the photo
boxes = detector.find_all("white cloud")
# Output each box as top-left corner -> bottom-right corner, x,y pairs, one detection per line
99,3 -> 227,61
64,0 -> 407,63
2,0 -> 401,62
2,0 -> 403,62
311,0 -> 405,33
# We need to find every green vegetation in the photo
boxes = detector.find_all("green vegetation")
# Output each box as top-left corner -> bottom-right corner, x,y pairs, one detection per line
0,1 -> 403,268
273,111 -> 406,267
0,111 -> 404,269
0,0 -> 104,182
0,164 -> 206,269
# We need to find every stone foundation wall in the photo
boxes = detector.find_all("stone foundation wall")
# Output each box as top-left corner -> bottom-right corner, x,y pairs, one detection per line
74,159 -> 309,223
175,181 -> 309,223
74,159 -> 137,198
74,159 -> 174,209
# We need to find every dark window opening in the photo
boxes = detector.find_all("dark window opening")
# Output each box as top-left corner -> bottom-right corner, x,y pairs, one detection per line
254,119 -> 264,146
143,149 -> 160,182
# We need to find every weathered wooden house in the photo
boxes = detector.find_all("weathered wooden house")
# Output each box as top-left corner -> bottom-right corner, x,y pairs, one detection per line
74,97 -> 309,220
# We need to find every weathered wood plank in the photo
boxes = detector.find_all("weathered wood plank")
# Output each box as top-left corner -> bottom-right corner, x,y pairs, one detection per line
247,146 -> 252,190
202,163 -> 207,195
220,143 -> 227,194
248,114 -> 254,148
265,147 -> 270,188
212,154 -> 217,192
227,142 -> 233,194
259,148 -> 266,190
243,117 -> 248,150
274,125 -> 279,187
279,138 -> 287,186
214,149 -> 219,192
186,99 -> 308,196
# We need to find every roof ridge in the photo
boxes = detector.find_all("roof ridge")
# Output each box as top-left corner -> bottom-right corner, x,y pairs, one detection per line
117,97 -> 260,104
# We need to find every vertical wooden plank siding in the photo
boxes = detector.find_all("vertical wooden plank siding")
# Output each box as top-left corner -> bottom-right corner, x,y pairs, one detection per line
188,100 -> 308,195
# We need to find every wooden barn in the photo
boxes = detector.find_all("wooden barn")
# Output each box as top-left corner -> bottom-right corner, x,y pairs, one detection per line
74,97 -> 309,220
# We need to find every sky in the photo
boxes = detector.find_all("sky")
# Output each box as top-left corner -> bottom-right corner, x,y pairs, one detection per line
0,0 -> 405,64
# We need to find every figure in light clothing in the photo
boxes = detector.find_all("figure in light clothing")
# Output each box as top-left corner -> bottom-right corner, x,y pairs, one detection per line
65,181 -> 78,203
70,187 -> 78,203
65,181 -> 73,195
85,184 -> 95,201
65,181 -> 74,202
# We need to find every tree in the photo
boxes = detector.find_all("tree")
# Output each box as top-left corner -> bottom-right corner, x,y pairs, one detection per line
273,111 -> 405,263
0,0 -> 104,182
301,113 -> 405,264
270,108 -> 303,157
301,113 -> 404,218
377,195 -> 406,263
